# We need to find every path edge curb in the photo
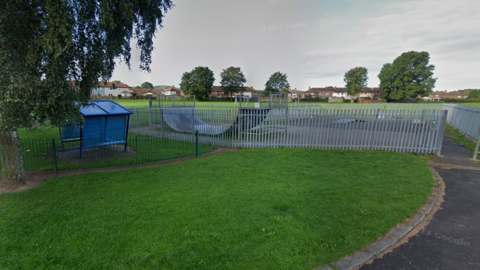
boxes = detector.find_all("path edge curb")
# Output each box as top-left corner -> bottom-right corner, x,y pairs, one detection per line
314,167 -> 445,270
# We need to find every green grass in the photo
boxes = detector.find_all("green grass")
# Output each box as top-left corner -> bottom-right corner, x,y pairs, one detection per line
445,124 -> 477,152
0,148 -> 434,269
113,99 -> 150,107
13,127 -> 217,171
18,126 -> 60,140
453,102 -> 480,108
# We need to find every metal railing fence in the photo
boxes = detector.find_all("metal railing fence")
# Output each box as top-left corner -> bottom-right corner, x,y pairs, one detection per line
231,108 -> 446,154
442,104 -> 480,141
11,104 -> 452,172
11,133 -> 213,172
135,106 -> 447,155
442,103 -> 480,159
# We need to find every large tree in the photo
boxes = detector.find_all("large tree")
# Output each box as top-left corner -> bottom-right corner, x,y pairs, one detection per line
220,66 -> 247,97
344,67 -> 368,102
141,81 -> 154,89
180,67 -> 215,101
265,72 -> 290,93
378,51 -> 436,101
0,0 -> 173,187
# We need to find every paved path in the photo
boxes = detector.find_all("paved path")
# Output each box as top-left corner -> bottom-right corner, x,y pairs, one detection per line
361,135 -> 480,270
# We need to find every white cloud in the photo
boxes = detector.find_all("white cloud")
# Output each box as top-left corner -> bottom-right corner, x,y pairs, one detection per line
305,0 -> 480,89
111,0 -> 480,90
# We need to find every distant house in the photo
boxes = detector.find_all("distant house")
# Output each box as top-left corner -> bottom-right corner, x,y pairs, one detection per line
162,85 -> 183,96
288,88 -> 306,99
357,87 -> 381,99
121,90 -> 133,97
306,86 -> 344,99
210,86 -> 258,98
243,86 -> 260,98
92,82 -> 131,97
305,86 -> 381,100
423,91 -> 468,101
131,88 -> 163,97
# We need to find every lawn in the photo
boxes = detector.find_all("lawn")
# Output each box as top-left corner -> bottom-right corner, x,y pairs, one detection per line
0,148 -> 434,269
456,102 -> 480,108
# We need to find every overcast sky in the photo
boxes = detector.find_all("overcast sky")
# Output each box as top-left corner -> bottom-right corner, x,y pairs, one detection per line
111,0 -> 480,91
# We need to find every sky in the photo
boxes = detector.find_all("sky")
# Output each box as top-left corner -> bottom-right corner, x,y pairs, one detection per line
111,0 -> 480,91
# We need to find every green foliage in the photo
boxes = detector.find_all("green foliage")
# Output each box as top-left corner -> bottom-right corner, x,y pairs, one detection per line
0,148 -> 433,269
0,0 -> 173,131
220,66 -> 247,97
0,0 -> 172,184
344,67 -> 368,97
378,51 -> 436,101
112,80 -> 123,84
180,66 -> 215,101
140,81 -> 154,89
468,89 -> 480,99
265,72 -> 290,92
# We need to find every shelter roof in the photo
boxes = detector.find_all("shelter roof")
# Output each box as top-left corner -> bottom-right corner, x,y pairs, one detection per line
80,100 -> 133,117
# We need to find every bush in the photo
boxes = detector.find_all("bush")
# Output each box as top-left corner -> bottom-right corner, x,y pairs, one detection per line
443,98 -> 480,103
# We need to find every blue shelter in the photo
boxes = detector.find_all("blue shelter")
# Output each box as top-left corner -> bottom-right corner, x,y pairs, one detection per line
59,100 -> 133,158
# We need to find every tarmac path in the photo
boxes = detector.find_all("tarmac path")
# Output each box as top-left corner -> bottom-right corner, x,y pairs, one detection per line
361,135 -> 480,270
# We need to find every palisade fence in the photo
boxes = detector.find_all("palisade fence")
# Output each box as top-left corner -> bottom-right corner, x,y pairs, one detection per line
442,104 -> 480,159
14,104 -> 450,172
130,106 -> 447,154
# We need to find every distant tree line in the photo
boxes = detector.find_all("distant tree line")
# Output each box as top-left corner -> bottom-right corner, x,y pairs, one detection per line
180,66 -> 290,101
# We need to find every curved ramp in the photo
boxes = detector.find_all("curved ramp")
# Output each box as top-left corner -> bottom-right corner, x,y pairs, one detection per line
161,107 -> 270,135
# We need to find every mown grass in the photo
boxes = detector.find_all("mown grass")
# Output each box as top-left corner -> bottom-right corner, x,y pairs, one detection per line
456,102 -> 480,108
0,148 -> 434,269
445,124 -> 477,153
13,127 -> 217,171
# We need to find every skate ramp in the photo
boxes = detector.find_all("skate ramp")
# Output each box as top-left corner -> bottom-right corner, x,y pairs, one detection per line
161,107 -> 270,135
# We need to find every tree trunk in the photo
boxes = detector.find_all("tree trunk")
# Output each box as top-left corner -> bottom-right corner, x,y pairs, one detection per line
0,130 -> 27,187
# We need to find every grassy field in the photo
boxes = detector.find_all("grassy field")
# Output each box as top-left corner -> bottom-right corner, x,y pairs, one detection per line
454,102 -> 480,108
0,148 -> 434,269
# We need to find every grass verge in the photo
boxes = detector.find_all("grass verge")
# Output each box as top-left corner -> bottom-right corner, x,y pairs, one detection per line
0,148 -> 434,269
444,124 -> 476,152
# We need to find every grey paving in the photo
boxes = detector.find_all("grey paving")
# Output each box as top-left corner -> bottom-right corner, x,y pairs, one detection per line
361,135 -> 480,270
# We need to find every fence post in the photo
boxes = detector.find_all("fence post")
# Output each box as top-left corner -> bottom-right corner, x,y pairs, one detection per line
474,125 -> 480,160
436,110 -> 448,156
135,136 -> 139,167
195,130 -> 199,157
136,108 -> 139,134
284,106 -> 289,147
52,139 -> 58,173
161,109 -> 164,138
369,109 -> 380,149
